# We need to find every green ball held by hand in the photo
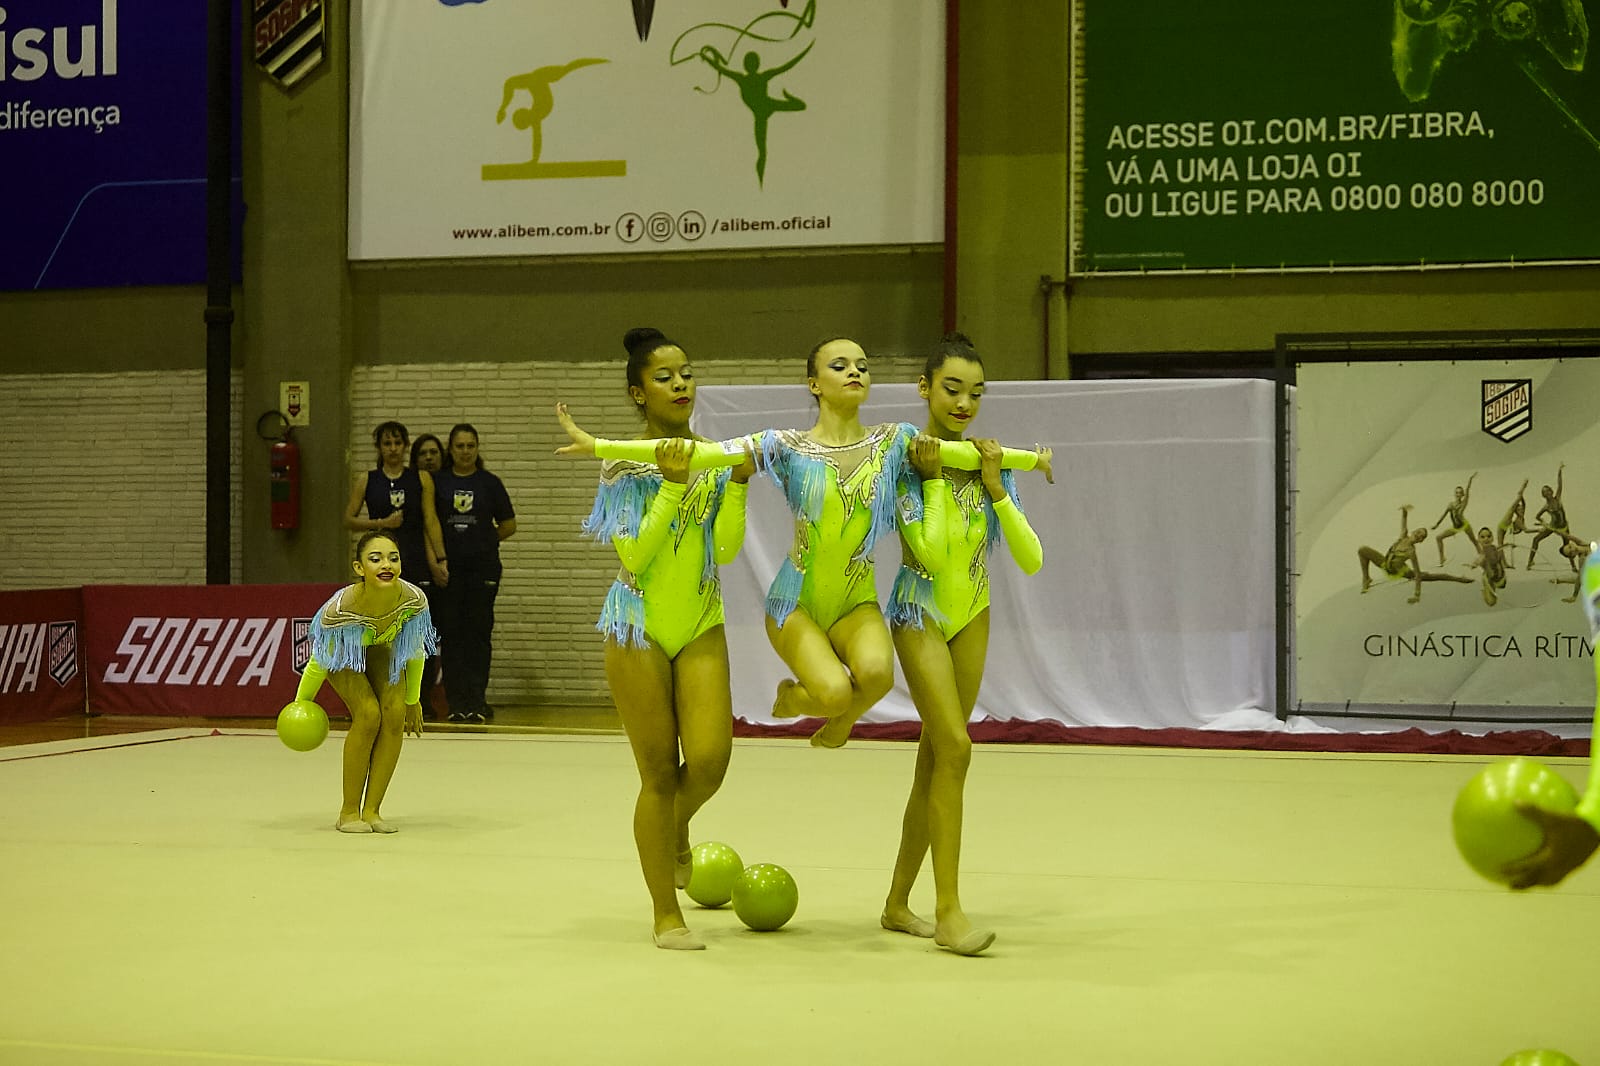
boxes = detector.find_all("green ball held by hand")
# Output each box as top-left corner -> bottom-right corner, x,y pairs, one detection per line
276,699 -> 329,752
1452,757 -> 1578,885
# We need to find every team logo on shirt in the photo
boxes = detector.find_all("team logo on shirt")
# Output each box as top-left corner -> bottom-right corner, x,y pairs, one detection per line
1481,380 -> 1532,444
454,489 -> 476,513
292,617 -> 315,674
389,489 -> 406,509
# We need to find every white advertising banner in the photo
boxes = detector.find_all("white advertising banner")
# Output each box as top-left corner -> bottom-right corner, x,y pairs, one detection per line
1293,356 -> 1600,719
349,0 -> 945,260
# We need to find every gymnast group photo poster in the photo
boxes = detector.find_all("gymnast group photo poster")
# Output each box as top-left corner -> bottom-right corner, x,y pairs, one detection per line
1293,355 -> 1600,718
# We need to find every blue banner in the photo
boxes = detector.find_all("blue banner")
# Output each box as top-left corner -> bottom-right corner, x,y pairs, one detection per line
0,1 -> 241,291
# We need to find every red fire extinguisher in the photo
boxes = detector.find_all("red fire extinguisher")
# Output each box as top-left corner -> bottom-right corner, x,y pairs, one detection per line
270,432 -> 301,530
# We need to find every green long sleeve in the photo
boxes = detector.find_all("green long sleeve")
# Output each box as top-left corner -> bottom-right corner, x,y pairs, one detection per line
992,495 -> 1044,575
613,479 -> 687,574
936,440 -> 1038,472
404,655 -> 425,705
898,478 -> 950,574
1578,655 -> 1600,831
713,480 -> 749,565
295,658 -> 329,703
595,437 -> 747,470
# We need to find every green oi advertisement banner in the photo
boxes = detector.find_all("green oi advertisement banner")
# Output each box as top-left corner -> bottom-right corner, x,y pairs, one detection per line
1072,0 -> 1600,273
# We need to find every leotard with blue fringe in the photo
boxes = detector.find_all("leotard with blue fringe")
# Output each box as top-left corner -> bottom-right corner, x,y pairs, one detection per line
888,462 -> 1038,637
758,422 -> 912,630
305,579 -> 438,685
581,455 -> 742,657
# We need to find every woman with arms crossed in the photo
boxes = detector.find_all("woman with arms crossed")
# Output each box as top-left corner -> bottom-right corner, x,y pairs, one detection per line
881,333 -> 1049,956
343,421 -> 447,591
556,328 -> 755,950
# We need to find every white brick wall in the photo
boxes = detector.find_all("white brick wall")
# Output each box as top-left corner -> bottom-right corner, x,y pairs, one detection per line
349,356 -> 922,706
0,371 -> 244,589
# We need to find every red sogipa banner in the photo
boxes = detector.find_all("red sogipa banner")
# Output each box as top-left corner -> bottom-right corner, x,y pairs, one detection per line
0,588 -> 86,725
83,584 -> 345,718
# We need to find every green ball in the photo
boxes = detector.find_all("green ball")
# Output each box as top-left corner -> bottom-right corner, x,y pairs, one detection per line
275,699 -> 329,752
685,841 -> 743,908
731,862 -> 798,931
1452,757 -> 1578,885
1500,1051 -> 1582,1066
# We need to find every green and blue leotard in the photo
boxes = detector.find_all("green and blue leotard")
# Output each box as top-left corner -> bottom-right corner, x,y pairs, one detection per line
889,460 -> 1043,637
582,440 -> 748,659
295,579 -> 439,705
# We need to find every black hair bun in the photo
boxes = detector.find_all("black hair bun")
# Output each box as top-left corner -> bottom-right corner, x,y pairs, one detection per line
624,327 -> 668,356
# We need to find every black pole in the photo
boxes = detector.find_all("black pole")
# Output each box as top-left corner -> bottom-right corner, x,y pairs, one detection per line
204,0 -> 235,584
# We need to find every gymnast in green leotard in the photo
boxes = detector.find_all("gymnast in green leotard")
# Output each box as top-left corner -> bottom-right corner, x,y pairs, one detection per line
1502,543 -> 1600,889
295,531 -> 438,834
879,332 -> 1050,957
553,327 -> 756,950
758,338 -> 1051,749
755,338 -> 904,748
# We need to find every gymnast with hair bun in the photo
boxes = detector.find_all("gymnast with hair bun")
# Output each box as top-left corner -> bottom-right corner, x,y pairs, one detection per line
554,327 -> 756,950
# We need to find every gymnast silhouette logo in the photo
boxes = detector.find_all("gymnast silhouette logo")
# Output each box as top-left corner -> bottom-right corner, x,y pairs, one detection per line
670,1 -> 817,186
482,57 -> 627,182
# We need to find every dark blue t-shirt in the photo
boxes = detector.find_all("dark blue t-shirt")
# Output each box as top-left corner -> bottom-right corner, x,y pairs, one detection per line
365,468 -> 428,579
433,466 -> 514,562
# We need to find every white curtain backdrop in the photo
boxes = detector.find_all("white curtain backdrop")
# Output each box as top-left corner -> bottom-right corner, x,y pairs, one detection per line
694,378 -> 1282,731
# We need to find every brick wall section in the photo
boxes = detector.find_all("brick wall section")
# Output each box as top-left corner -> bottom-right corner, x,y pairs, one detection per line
0,371 -> 244,590
349,356 -> 923,706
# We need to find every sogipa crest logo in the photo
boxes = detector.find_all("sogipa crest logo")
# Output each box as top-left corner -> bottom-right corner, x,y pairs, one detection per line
1482,380 -> 1533,444
0,620 -> 79,694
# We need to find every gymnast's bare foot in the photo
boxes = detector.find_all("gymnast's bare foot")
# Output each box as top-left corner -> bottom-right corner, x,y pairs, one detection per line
810,717 -> 851,747
881,907 -> 935,938
364,813 -> 398,833
336,810 -> 372,834
772,678 -> 800,718
935,913 -> 995,956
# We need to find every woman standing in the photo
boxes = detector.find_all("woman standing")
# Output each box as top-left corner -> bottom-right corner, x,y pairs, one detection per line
408,431 -> 447,717
344,421 -> 446,591
881,333 -> 1049,956
410,433 -> 445,477
295,531 -> 437,833
431,424 -> 517,724
555,327 -> 754,950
